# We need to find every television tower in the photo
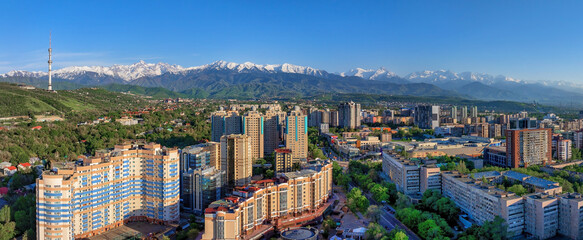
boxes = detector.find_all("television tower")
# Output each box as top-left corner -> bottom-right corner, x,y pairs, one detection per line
48,33 -> 53,91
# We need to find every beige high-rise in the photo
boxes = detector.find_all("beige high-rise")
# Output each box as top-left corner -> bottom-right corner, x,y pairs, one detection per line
243,111 -> 264,159
220,134 -> 252,188
285,108 -> 308,162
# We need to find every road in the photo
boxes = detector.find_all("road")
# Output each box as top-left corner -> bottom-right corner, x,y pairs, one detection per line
351,182 -> 421,240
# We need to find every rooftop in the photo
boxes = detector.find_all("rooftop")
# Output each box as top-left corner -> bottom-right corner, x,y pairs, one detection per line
471,171 -> 501,180
503,170 -> 530,181
283,169 -> 318,179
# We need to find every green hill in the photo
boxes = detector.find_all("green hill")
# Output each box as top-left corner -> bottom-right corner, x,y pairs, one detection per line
0,82 -> 146,117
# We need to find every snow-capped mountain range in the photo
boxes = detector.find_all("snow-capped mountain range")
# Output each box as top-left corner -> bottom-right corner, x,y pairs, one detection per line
404,70 -> 523,85
2,60 -> 583,91
0,60 -> 396,81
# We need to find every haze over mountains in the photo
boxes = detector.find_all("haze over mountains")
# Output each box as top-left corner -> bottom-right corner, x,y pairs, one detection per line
2,60 -> 583,106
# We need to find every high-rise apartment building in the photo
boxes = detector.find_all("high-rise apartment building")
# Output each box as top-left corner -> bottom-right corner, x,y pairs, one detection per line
36,142 -> 180,240
285,107 -> 308,162
471,106 -> 478,118
414,105 -> 440,129
506,121 -> 552,168
338,101 -> 361,129
330,110 -> 339,127
489,124 -> 502,138
220,134 -> 252,188
211,109 -> 242,142
181,166 -> 226,214
461,106 -> 468,121
575,130 -> 583,150
451,106 -> 458,120
243,111 -> 264,159
275,148 -> 293,173
263,109 -> 286,155
553,137 -> 572,161
202,161 -> 333,240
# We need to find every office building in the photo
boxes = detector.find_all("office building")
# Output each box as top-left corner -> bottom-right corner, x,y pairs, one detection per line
285,107 -> 308,162
338,101 -> 361,129
181,166 -> 226,214
275,148 -> 293,173
36,142 -> 180,240
506,128 -> 552,168
181,142 -> 220,172
483,146 -> 508,167
243,110 -> 264,159
202,161 -> 333,240
220,134 -> 252,188
414,105 -> 440,129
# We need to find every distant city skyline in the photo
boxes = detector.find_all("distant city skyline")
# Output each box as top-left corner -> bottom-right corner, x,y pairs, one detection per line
1,1 -> 583,82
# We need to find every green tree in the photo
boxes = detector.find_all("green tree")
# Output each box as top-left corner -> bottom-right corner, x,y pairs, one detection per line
458,216 -> 507,240
347,188 -> 369,213
391,231 -> 409,240
265,169 -> 274,178
418,219 -> 443,240
507,184 -> 528,196
365,222 -> 387,240
0,221 -> 16,240
0,206 -> 10,223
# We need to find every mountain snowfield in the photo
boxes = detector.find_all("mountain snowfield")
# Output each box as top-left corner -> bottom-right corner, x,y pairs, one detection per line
2,60 -> 583,91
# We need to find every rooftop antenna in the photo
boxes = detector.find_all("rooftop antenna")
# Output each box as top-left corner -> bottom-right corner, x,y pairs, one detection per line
48,32 -> 53,91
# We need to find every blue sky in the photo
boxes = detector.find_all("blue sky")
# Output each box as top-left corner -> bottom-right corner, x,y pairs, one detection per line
1,1 -> 583,82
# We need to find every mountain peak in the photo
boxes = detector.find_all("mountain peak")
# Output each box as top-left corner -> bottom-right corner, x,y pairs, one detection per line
340,67 -> 397,80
